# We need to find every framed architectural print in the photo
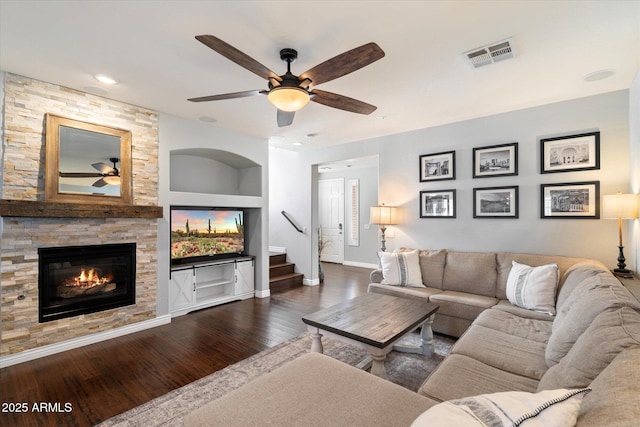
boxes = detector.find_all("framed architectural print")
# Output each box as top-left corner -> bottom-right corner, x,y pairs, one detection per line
540,181 -> 600,219
420,190 -> 456,218
540,132 -> 600,174
419,151 -> 455,182
473,142 -> 518,178
473,186 -> 519,218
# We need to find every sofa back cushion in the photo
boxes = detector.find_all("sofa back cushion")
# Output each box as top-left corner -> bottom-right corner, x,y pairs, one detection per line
442,251 -> 496,297
556,260 -> 610,310
496,253 -> 586,300
537,306 -> 640,391
546,273 -> 640,366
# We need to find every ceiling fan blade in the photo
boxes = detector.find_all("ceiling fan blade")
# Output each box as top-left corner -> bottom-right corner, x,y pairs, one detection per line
92,162 -> 115,174
93,178 -> 108,188
195,35 -> 281,82
310,89 -> 377,115
277,110 -> 295,127
188,90 -> 267,102
59,172 -> 104,178
300,42 -> 385,86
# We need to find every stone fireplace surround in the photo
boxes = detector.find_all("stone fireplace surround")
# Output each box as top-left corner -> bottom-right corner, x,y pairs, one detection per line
1,73 -> 161,361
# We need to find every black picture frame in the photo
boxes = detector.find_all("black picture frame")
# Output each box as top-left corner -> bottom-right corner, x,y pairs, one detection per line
540,132 -> 600,174
473,186 -> 519,218
419,151 -> 455,182
540,181 -> 600,219
420,190 -> 456,218
472,142 -> 518,178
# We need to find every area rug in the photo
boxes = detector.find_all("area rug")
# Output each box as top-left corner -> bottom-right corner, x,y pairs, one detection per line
98,332 -> 455,427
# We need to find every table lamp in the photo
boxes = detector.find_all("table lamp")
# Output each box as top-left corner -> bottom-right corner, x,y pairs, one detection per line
370,204 -> 397,252
602,193 -> 639,277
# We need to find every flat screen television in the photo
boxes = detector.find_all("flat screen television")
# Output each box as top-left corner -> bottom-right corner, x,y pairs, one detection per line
170,206 -> 246,266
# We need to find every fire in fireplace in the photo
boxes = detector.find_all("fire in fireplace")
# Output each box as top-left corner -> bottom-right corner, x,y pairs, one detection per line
38,243 -> 136,322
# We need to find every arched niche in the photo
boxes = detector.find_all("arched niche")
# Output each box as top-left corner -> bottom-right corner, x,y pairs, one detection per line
170,148 -> 262,196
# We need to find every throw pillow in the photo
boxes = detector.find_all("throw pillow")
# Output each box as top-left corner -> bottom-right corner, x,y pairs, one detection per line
506,261 -> 559,315
378,250 -> 424,287
411,388 -> 591,427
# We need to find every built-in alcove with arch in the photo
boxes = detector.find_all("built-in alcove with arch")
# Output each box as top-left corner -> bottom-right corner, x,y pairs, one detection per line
170,148 -> 262,197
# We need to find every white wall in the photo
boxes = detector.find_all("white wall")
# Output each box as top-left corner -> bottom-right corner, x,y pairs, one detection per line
158,114 -> 270,315
630,72 -> 640,274
270,90 -> 632,281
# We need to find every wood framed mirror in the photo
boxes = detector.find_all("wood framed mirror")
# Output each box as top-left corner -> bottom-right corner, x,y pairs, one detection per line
45,113 -> 132,205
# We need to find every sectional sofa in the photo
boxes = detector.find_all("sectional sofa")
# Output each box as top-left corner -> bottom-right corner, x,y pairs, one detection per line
185,249 -> 640,426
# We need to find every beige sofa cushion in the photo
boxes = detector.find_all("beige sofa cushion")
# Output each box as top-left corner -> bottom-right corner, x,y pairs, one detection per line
396,248 -> 446,288
493,300 -> 561,321
473,309 -> 552,344
556,260 -> 610,310
577,348 -> 640,427
429,291 -> 497,321
451,324 -> 549,380
538,306 -> 640,391
367,282 -> 442,302
185,353 -> 437,427
546,273 -> 640,366
418,354 -> 539,402
442,251 -> 497,297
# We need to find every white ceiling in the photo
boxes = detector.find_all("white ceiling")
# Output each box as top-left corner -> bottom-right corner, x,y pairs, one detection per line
1,1 -> 638,151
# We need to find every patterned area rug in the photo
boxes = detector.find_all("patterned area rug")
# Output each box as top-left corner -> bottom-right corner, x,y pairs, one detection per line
98,332 -> 455,427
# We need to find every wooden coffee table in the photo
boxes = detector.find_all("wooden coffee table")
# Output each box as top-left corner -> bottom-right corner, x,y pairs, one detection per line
302,293 -> 439,377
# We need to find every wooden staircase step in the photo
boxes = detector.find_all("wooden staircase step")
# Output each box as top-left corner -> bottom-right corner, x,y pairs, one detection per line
269,252 -> 303,293
269,262 -> 295,278
269,272 -> 304,293
269,252 -> 287,266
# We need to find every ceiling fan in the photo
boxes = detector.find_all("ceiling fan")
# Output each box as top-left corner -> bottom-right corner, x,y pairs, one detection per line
59,157 -> 121,187
188,35 -> 385,127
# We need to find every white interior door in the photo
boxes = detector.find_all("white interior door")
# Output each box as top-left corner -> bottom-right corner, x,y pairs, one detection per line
319,178 -> 344,263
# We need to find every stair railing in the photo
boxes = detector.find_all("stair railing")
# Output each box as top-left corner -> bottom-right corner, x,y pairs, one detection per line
281,210 -> 304,233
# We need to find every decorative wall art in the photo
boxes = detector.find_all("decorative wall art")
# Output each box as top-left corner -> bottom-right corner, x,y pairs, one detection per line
540,132 -> 600,174
540,181 -> 600,219
473,186 -> 519,218
473,142 -> 518,178
419,151 -> 455,182
420,190 -> 456,218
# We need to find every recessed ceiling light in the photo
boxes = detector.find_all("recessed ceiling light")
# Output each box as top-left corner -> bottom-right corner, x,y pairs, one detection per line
583,69 -> 615,82
293,142 -> 302,146
94,74 -> 119,85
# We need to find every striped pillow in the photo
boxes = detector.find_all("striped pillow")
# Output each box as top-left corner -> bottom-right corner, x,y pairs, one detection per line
378,250 -> 424,287
506,261 -> 559,315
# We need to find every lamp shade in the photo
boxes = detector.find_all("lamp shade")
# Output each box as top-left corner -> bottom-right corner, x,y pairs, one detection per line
602,194 -> 639,219
370,205 -> 397,225
267,87 -> 310,112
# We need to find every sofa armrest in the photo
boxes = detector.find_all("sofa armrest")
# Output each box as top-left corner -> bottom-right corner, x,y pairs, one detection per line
370,269 -> 383,283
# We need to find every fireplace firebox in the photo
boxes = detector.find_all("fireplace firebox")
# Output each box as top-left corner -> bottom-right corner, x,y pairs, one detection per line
38,243 -> 136,323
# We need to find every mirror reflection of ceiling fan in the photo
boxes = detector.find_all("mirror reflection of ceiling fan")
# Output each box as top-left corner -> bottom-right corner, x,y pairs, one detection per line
188,35 -> 385,127
59,157 -> 121,187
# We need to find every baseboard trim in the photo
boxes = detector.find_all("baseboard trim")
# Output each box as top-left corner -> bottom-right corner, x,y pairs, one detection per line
268,246 -> 287,254
343,260 -> 378,269
303,278 -> 320,286
0,315 -> 171,368
255,289 -> 271,298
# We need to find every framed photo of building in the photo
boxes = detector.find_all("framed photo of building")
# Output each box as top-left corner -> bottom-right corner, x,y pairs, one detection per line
473,142 -> 518,178
419,151 -> 455,182
540,132 -> 600,174
540,181 -> 600,219
420,190 -> 456,218
473,186 -> 519,218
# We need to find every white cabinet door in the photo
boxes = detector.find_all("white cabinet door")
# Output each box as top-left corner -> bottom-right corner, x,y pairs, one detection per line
234,259 -> 254,295
169,268 -> 195,311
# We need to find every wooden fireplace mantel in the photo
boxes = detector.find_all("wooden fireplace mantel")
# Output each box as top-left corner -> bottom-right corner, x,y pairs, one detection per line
0,199 -> 163,219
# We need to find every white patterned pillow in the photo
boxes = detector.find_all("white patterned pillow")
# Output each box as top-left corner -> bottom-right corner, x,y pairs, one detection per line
378,250 -> 423,287
411,388 -> 591,427
506,261 -> 559,315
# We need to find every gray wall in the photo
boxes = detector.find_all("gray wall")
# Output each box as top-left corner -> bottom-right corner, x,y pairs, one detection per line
630,73 -> 640,273
269,90 -> 633,282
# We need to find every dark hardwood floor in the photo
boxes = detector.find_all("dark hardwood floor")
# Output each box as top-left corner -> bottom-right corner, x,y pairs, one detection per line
0,262 -> 372,427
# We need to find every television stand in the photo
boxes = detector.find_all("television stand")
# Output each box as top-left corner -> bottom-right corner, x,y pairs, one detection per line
168,256 -> 254,317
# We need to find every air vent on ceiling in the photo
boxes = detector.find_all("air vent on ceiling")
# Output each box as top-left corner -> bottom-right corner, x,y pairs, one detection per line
464,38 -> 516,69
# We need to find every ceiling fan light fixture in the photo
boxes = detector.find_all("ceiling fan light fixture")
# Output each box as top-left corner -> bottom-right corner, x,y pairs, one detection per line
103,175 -> 121,185
268,86 -> 310,112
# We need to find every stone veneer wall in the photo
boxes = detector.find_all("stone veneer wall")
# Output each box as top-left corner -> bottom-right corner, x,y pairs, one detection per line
1,73 -> 159,356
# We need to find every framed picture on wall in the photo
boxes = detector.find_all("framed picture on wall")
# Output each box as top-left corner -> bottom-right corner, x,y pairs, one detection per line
473,186 -> 519,218
419,151 -> 455,182
540,132 -> 600,174
472,142 -> 518,178
420,190 -> 456,218
540,181 -> 600,219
